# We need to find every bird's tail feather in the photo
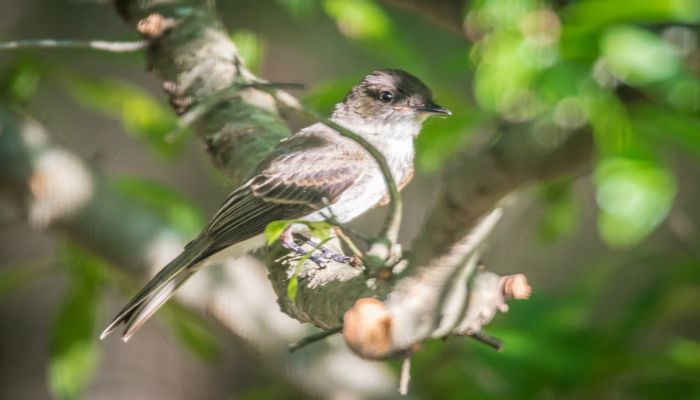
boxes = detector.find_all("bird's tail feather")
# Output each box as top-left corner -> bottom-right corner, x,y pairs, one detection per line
100,237 -> 208,341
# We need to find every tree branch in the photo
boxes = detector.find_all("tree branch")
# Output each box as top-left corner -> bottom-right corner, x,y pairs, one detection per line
0,39 -> 147,52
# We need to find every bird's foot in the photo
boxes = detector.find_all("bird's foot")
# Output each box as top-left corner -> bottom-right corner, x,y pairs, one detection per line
279,228 -> 328,268
294,233 -> 359,266
280,228 -> 358,268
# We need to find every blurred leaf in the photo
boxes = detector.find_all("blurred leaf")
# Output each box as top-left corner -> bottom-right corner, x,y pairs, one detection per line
61,76 -> 184,157
307,221 -> 332,241
162,303 -> 222,361
666,339 -> 700,371
565,0 -> 700,32
323,0 -> 390,40
287,274 -> 298,303
415,111 -> 477,172
536,180 -> 578,243
631,104 -> 700,161
594,156 -> 676,247
602,26 -> 680,85
664,76 -> 700,113
276,0 -> 317,19
0,56 -> 43,103
113,176 -> 204,237
586,88 -> 633,154
49,243 -> 105,400
231,30 -> 266,74
476,0 -> 538,28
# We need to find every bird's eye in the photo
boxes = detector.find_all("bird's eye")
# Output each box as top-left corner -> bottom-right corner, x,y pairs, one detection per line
379,91 -> 394,103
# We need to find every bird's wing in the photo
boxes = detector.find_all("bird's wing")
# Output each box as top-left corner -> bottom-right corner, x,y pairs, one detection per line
101,124 -> 369,341
201,123 -> 369,257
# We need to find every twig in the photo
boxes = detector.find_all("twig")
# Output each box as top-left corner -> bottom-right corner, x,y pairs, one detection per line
468,331 -> 503,351
288,327 -> 342,352
398,356 -> 411,395
0,39 -> 147,52
333,227 -> 364,260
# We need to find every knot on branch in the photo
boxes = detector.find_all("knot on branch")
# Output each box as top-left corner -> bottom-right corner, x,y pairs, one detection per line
137,13 -> 177,38
28,148 -> 94,229
502,273 -> 531,300
342,298 -> 394,359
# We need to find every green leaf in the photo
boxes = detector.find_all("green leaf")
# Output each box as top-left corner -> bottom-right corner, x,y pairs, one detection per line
306,221 -> 332,242
594,156 -> 676,247
666,339 -> 700,371
49,244 -> 105,400
630,104 -> 700,161
264,220 -> 332,245
231,30 -> 266,74
323,0 -> 390,40
162,303 -> 222,361
287,274 -> 299,303
276,0 -> 317,19
0,56 -> 43,103
265,220 -> 293,245
602,25 -> 680,85
60,75 -> 183,157
113,176 -> 204,237
415,110 -> 477,172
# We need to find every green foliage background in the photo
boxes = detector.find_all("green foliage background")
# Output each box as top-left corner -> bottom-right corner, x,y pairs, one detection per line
1,0 -> 699,398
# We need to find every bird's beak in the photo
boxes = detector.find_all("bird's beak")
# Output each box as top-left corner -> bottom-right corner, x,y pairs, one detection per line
415,101 -> 451,116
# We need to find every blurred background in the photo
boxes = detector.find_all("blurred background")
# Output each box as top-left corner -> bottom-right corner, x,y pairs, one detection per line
1,0 -> 699,398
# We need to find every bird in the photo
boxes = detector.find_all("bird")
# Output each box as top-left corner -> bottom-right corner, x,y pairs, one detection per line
100,69 -> 450,341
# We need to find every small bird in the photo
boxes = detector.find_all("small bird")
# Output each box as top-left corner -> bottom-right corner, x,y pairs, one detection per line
101,69 -> 450,341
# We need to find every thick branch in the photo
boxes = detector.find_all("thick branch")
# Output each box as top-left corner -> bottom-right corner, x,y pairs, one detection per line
115,0 -> 290,184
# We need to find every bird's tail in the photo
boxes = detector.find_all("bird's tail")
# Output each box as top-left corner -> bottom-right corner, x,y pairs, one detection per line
100,237 -> 209,342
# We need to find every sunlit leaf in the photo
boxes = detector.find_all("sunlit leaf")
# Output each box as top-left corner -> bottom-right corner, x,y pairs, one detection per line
287,274 -> 298,303
323,0 -> 390,40
162,303 -> 222,361
276,0 -> 317,19
594,156 -> 676,247
61,76 -> 183,157
113,176 -> 204,237
49,243 -> 105,400
265,220 -> 292,245
231,30 -> 266,74
307,221 -> 332,242
666,339 -> 700,371
0,57 -> 43,103
585,88 -> 633,154
565,0 -> 700,31
602,26 -> 680,85
265,220 -> 332,245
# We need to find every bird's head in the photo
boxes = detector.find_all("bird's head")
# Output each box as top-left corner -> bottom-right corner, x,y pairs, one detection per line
332,69 -> 450,137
